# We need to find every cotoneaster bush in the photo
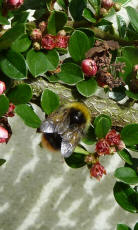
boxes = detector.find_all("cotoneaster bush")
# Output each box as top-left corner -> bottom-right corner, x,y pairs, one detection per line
0,0 -> 138,226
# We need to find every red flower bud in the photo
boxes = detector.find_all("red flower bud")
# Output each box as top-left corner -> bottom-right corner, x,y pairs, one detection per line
41,34 -> 56,50
96,139 -> 110,155
81,58 -> 97,76
5,103 -> 15,117
55,35 -> 69,49
6,0 -> 24,9
0,126 -> 8,143
90,162 -> 106,180
106,129 -> 120,146
30,29 -> 42,41
101,0 -> 114,10
0,81 -> 6,95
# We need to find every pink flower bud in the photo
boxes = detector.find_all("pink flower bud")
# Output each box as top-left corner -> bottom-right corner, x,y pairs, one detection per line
0,126 -> 8,143
41,34 -> 56,50
0,81 -> 6,95
81,58 -> 97,76
106,129 -> 120,146
117,140 -> 126,151
5,103 -> 15,117
96,139 -> 111,156
101,0 -> 114,10
30,29 -> 42,41
55,35 -> 69,49
90,162 -> 106,180
38,21 -> 47,33
6,0 -> 24,9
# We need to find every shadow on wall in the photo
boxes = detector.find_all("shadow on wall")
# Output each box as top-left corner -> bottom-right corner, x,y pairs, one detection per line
0,107 -> 137,230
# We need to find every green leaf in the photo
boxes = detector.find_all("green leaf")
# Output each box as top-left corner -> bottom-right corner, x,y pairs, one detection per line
76,78 -> 97,97
113,0 -> 131,5
113,181 -> 138,213
0,95 -> 9,118
11,34 -> 31,53
0,15 -> 10,25
78,28 -> 95,47
0,159 -> 6,166
69,30 -> 90,62
83,8 -> 96,23
126,7 -> 138,33
26,49 -> 48,77
125,91 -> 138,100
12,11 -> 29,25
65,152 -> 86,168
47,11 -> 67,35
7,84 -> 32,105
94,114 -> 111,139
109,87 -> 126,102
82,125 -> 97,145
114,167 -> 138,185
69,0 -> 86,21
88,0 -> 100,15
116,15 -> 126,38
0,49 -> 27,79
134,223 -> 138,230
57,0 -> 67,10
117,224 -> 131,230
26,49 -> 59,77
0,23 -> 25,51
121,124 -> 138,146
116,57 -> 132,82
57,62 -> 84,85
44,49 -> 59,71
74,146 -> 89,155
41,89 -> 59,115
15,104 -> 41,128
122,46 -> 138,66
117,149 -> 133,165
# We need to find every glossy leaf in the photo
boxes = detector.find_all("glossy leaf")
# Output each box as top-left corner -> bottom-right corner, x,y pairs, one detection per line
125,91 -> 138,100
44,49 -> 59,71
94,114 -> 111,139
113,181 -> 138,213
0,95 -> 9,118
113,0 -> 131,5
47,11 -> 67,35
65,152 -> 86,168
11,34 -> 31,53
126,7 -> 138,32
117,224 -> 131,230
116,15 -> 126,38
57,62 -> 84,85
109,87 -> 126,102
76,78 -> 97,97
117,149 -> 133,165
121,124 -> 138,146
88,0 -> 100,15
82,126 -> 97,145
0,23 -> 25,51
41,89 -> 59,115
7,84 -> 32,105
0,15 -> 10,25
134,223 -> 138,230
122,46 -> 138,66
15,104 -> 41,128
69,30 -> 90,62
0,159 -> 6,166
83,8 -> 96,23
114,167 -> 138,185
0,49 -> 27,79
69,0 -> 86,21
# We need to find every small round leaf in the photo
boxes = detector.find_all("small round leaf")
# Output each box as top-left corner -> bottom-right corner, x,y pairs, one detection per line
0,159 -> 6,166
76,78 -> 97,97
11,34 -> 31,53
65,152 -> 86,168
117,149 -> 133,165
7,84 -> 32,105
94,114 -> 112,139
121,124 -> 138,146
57,62 -> 84,85
0,95 -> 9,118
41,89 -> 59,115
15,104 -> 41,128
117,224 -> 131,230
114,167 -> 138,185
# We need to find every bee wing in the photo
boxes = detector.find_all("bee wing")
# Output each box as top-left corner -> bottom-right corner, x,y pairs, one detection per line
39,120 -> 55,133
61,128 -> 82,158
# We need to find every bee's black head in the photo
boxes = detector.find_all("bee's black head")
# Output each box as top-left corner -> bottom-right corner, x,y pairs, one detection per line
69,108 -> 86,126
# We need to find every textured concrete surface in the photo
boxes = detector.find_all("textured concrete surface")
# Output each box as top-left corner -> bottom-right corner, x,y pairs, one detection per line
0,1 -> 138,229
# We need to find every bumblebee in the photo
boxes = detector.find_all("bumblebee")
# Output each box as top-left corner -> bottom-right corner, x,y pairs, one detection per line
38,102 -> 91,158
